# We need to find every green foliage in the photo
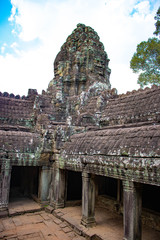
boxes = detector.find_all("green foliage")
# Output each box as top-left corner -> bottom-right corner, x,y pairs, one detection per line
130,38 -> 160,88
154,7 -> 160,37
130,7 -> 160,88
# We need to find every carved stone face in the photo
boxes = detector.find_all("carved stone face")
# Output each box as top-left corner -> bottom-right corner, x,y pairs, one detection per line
48,24 -> 111,99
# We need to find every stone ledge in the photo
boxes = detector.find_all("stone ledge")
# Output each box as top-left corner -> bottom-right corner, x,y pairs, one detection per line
0,209 -> 8,218
52,208 -> 103,240
45,205 -> 54,214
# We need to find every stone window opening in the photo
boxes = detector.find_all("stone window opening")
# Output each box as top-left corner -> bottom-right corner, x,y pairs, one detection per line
142,183 -> 160,213
66,170 -> 82,204
96,175 -> 122,213
9,166 -> 40,202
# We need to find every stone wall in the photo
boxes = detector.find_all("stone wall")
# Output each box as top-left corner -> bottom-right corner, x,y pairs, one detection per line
0,95 -> 34,130
100,85 -> 160,126
0,24 -> 159,237
48,24 -> 111,100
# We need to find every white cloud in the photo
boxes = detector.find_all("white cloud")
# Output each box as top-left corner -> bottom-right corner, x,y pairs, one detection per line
1,47 -> 5,54
1,43 -> 7,54
134,1 -> 151,15
8,5 -> 17,22
10,42 -> 18,49
0,0 -> 159,95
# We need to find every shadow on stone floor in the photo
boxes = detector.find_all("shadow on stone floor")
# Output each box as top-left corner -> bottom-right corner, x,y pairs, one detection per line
2,198 -> 160,240
53,205 -> 160,240
8,197 -> 42,216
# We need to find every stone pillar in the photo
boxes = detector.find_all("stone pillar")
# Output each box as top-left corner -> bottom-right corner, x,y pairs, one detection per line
123,181 -> 142,240
39,166 -> 51,205
51,167 -> 66,209
81,172 -> 96,227
0,162 -> 12,210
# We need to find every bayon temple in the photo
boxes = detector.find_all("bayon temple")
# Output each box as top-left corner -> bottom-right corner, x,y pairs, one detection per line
0,24 -> 160,240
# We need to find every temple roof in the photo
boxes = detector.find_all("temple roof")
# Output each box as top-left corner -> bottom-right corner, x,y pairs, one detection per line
62,124 -> 160,158
100,85 -> 160,126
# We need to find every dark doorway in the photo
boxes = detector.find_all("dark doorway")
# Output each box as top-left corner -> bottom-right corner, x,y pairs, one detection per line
9,166 -> 40,200
142,184 -> 160,213
67,171 -> 82,201
97,175 -> 118,199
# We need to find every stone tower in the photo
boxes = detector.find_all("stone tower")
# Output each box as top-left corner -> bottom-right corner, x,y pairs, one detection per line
48,23 -> 111,101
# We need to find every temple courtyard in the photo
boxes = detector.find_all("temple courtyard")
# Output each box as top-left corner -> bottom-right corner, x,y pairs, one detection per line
0,198 -> 159,240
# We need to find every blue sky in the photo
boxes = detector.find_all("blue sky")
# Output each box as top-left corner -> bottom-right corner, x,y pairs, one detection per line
0,0 -> 159,95
0,0 -> 12,30
0,0 -> 13,47
0,0 -> 41,56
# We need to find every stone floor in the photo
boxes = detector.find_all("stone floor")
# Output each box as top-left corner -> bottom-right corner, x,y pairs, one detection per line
8,198 -> 42,216
0,198 -> 160,240
54,205 -> 160,240
0,211 -> 86,240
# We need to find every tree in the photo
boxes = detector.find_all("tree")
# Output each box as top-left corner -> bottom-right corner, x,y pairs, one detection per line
154,7 -> 160,37
130,7 -> 160,88
130,38 -> 160,87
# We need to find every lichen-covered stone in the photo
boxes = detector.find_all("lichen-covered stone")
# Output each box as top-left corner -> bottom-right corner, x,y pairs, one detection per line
0,24 -> 160,234
48,23 -> 111,100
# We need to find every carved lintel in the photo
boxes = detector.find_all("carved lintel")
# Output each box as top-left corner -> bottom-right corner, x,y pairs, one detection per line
123,180 -> 142,192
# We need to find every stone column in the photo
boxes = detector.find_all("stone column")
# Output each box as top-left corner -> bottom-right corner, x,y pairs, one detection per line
51,167 -> 66,209
38,166 -> 51,205
123,181 -> 142,240
0,162 -> 12,210
81,172 -> 96,227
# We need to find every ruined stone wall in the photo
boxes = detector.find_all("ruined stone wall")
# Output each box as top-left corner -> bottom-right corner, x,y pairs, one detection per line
62,125 -> 160,158
0,88 -> 56,168
57,85 -> 160,187
100,85 -> 160,127
0,131 -> 45,166
0,24 -> 160,224
0,90 -> 54,208
0,95 -> 34,130
0,24 -> 159,184
34,93 -> 67,125
70,88 -> 117,127
59,124 -> 160,186
48,23 -> 111,102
